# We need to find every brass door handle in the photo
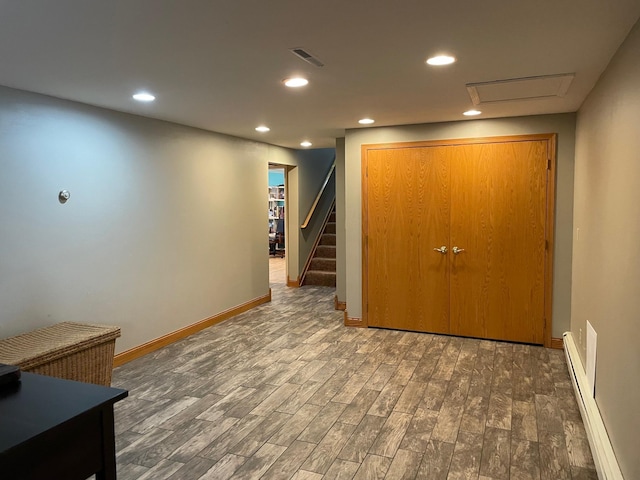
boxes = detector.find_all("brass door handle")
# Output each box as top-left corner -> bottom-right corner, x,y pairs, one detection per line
452,246 -> 465,255
433,246 -> 448,254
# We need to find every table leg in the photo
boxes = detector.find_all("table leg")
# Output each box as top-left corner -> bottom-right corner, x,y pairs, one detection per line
96,406 -> 118,480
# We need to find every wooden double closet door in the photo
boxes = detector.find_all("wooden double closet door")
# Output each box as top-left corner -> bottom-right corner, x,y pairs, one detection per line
363,135 -> 556,345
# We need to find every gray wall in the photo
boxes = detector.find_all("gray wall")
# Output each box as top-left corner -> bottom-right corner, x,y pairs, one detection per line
344,113 -> 577,338
572,19 -> 640,479
0,86 -> 323,354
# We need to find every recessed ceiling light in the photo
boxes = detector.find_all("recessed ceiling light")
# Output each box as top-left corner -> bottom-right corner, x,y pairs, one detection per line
132,91 -> 156,102
255,125 -> 270,132
426,55 -> 456,66
359,118 -> 375,125
283,77 -> 309,88
463,109 -> 482,116
300,141 -> 312,147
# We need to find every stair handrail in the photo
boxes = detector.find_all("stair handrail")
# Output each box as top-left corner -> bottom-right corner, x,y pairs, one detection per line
301,160 -> 336,229
299,198 -> 336,286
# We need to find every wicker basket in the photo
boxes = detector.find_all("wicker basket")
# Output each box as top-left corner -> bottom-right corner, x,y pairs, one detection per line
0,322 -> 120,386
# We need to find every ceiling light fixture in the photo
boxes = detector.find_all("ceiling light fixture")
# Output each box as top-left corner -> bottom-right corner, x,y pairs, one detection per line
132,91 -> 156,102
283,77 -> 309,88
359,118 -> 375,125
300,141 -> 312,147
426,55 -> 456,66
463,109 -> 482,116
255,125 -> 270,132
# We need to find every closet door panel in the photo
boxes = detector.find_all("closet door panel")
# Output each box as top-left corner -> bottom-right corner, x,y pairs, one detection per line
448,144 -> 492,339
366,146 -> 450,333
449,141 -> 547,344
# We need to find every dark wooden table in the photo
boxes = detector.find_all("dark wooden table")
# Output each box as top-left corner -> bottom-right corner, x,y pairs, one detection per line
0,372 -> 127,480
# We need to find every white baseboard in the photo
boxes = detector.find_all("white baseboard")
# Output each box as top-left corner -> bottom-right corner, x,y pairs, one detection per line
563,332 -> 624,479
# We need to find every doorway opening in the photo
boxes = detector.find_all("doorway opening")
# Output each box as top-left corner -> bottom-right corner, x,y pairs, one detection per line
268,165 -> 286,284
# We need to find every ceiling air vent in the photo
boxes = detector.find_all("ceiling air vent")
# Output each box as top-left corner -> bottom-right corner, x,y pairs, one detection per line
290,48 -> 324,67
466,73 -> 574,105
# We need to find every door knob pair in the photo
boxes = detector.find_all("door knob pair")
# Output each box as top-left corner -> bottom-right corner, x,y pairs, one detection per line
433,246 -> 465,254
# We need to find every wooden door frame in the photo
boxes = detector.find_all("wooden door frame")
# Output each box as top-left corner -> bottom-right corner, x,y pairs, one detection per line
361,133 -> 557,347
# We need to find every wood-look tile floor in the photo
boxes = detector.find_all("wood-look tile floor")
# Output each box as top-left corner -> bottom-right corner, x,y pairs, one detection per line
111,283 -> 596,479
269,257 -> 286,285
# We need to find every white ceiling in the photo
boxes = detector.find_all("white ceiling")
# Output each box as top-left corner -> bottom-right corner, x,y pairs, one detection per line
1,1 -> 639,149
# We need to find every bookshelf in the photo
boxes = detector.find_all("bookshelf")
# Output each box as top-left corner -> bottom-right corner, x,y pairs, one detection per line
268,185 -> 285,232
268,185 -> 285,256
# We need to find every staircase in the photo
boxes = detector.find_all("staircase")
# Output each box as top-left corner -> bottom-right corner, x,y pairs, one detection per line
302,208 -> 336,287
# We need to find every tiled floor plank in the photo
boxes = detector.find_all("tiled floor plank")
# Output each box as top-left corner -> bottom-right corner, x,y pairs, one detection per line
415,439 -> 455,479
165,456 -> 216,480
229,411 -> 292,457
539,431 -> 572,480
269,403 -> 323,447
535,394 -> 564,433
365,363 -> 398,391
479,427 -> 511,479
510,438 -> 541,480
337,388 -> 380,425
323,458 -> 361,479
261,440 -> 317,480
366,382 -> 404,417
420,378 -> 449,411
297,401 -> 346,444
384,448 -> 423,479
447,431 -> 484,480
563,419 -> 595,469
169,417 -> 238,463
459,394 -> 489,434
352,454 -> 391,480
337,415 -> 387,463
486,391 -> 513,430
430,404 -> 464,443
368,411 -> 413,458
197,414 -> 267,462
228,442 -> 287,479
299,421 -> 357,474
136,459 -> 184,480
393,380 -> 427,414
512,400 -> 539,441
398,407 -> 438,453
199,453 -> 247,479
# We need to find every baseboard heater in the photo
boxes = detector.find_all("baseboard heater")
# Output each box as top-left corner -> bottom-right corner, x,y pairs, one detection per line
563,332 -> 624,479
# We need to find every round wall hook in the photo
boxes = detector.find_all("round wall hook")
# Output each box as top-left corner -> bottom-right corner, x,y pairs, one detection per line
58,190 -> 71,204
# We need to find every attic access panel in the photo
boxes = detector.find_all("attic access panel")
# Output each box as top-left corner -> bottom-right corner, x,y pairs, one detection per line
467,73 -> 574,104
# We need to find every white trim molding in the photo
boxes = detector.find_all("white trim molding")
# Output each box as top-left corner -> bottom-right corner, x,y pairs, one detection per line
563,331 -> 624,480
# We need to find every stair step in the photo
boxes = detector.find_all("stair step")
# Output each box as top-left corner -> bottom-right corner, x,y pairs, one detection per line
310,257 -> 336,272
319,234 -> 336,246
329,212 -> 336,223
324,222 -> 336,234
304,270 -> 336,287
316,245 -> 336,258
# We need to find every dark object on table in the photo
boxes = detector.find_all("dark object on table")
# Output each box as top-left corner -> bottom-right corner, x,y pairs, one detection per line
0,363 -> 20,387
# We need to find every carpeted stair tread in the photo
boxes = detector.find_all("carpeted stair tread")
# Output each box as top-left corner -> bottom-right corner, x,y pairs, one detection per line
310,258 -> 336,271
319,234 -> 336,246
316,245 -> 336,258
304,270 -> 336,287
324,222 -> 336,234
